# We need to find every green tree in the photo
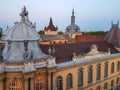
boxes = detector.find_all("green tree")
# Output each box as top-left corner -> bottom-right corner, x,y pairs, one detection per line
83,31 -> 108,36
58,31 -> 64,34
38,30 -> 44,35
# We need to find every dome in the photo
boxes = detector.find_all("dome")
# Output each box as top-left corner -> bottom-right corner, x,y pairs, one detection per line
2,7 -> 47,62
65,9 -> 81,34
2,22 -> 39,41
65,24 -> 80,34
2,9 -> 39,41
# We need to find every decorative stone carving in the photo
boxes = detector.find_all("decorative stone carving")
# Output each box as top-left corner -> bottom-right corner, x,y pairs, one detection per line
52,47 -> 56,56
24,61 -> 35,72
47,57 -> 56,68
73,44 -> 111,62
48,47 -> 52,55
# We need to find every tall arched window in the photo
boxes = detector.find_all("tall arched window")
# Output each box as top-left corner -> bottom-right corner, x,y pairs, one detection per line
96,64 -> 101,81
67,74 -> 72,89
104,83 -> 108,90
96,86 -> 100,90
78,68 -> 83,87
104,62 -> 108,78
117,61 -> 120,71
116,77 -> 119,85
34,75 -> 46,90
111,80 -> 114,87
111,63 -> 114,74
88,65 -> 93,84
56,76 -> 63,90
9,80 -> 23,90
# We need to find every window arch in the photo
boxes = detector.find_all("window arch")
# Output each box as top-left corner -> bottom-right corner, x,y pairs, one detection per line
88,65 -> 93,84
104,62 -> 108,78
111,80 -> 114,87
78,68 -> 83,87
111,63 -> 114,73
66,73 -> 72,89
34,75 -> 46,90
56,76 -> 63,90
104,83 -> 108,90
96,86 -> 100,90
117,61 -> 120,71
9,80 -> 23,90
96,64 -> 101,81
116,77 -> 120,85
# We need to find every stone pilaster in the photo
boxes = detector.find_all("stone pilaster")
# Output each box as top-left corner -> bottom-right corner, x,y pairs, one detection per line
24,78 -> 28,90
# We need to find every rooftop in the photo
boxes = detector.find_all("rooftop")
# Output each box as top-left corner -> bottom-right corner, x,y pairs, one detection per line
40,41 -> 119,63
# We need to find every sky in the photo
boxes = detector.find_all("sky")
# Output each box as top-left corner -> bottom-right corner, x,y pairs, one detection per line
0,0 -> 120,32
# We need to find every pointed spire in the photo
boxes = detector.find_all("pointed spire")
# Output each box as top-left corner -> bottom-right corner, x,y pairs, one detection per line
49,17 -> 53,26
71,8 -> 75,24
72,8 -> 74,17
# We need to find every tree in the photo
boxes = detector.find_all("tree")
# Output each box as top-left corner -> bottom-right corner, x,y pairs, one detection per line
38,30 -> 44,35
83,31 -> 108,36
58,31 -> 64,34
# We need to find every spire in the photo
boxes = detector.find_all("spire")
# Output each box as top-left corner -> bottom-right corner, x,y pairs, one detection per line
72,8 -> 74,17
49,17 -> 53,26
20,6 -> 29,21
71,8 -> 75,24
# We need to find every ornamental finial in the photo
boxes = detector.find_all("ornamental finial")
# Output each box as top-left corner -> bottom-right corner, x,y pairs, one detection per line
20,6 -> 28,21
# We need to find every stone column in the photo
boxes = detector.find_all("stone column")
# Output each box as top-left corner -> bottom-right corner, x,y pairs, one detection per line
101,63 -> 104,81
24,78 -> 28,90
0,78 -> 4,90
92,64 -> 96,83
30,77 -> 34,90
83,66 -> 88,87
48,72 -> 51,90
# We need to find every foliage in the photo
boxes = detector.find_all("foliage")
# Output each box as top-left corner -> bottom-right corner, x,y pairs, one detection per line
83,31 -> 108,36
58,31 -> 64,34
37,30 -> 44,35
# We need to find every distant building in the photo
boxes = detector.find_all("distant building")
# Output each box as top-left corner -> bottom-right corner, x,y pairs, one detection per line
65,9 -> 82,38
40,34 -> 75,45
104,21 -> 120,47
44,17 -> 58,35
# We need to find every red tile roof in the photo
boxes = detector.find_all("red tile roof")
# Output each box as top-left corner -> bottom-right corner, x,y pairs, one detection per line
40,42 -> 119,63
75,35 -> 104,43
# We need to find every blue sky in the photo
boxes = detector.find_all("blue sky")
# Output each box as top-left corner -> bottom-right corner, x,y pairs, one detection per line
0,0 -> 120,32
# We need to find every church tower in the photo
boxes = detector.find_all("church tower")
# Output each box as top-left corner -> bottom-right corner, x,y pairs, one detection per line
65,8 -> 82,38
44,17 -> 58,35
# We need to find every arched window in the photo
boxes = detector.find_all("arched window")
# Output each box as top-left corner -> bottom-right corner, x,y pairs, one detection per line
56,76 -> 63,90
96,64 -> 101,81
111,63 -> 114,74
104,62 -> 108,78
88,65 -> 93,84
104,83 -> 108,90
117,61 -> 120,71
34,75 -> 46,90
67,74 -> 72,89
116,77 -> 119,85
111,80 -> 114,87
78,68 -> 83,87
96,86 -> 100,90
9,80 -> 22,90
